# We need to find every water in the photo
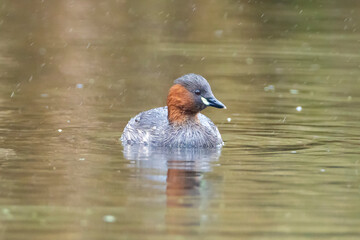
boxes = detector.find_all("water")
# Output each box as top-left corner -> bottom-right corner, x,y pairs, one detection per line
1,1 -> 360,239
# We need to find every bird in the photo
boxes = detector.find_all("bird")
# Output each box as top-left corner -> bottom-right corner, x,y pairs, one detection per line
121,73 -> 226,148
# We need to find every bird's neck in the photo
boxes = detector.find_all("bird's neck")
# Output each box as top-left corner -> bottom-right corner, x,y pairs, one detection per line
167,106 -> 199,125
166,84 -> 199,125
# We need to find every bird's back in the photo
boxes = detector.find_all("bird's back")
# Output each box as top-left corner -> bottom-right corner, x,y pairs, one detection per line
121,107 -> 223,148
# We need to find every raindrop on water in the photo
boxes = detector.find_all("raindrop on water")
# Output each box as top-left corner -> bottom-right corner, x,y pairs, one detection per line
290,89 -> 299,94
103,215 -> 116,223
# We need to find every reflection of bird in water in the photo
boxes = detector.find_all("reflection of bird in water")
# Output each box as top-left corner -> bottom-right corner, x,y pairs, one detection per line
166,168 -> 201,203
123,145 -> 221,228
123,145 -> 220,195
123,145 -> 221,171
123,144 -> 221,229
121,73 -> 226,148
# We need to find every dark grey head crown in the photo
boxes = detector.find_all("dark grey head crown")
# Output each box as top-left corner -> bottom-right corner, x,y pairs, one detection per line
174,73 -> 213,97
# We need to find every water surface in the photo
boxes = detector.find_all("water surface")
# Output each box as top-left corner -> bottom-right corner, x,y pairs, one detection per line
0,1 -> 360,239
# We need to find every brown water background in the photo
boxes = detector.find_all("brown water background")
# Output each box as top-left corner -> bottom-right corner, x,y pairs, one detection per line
0,1 -> 360,239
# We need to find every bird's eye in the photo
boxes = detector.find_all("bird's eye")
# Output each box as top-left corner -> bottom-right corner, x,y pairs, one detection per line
195,90 -> 201,95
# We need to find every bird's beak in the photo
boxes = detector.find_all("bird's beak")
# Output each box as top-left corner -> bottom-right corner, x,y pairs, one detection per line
201,96 -> 227,109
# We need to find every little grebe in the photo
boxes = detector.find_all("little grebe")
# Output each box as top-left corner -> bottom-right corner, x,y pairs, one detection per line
121,73 -> 226,148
